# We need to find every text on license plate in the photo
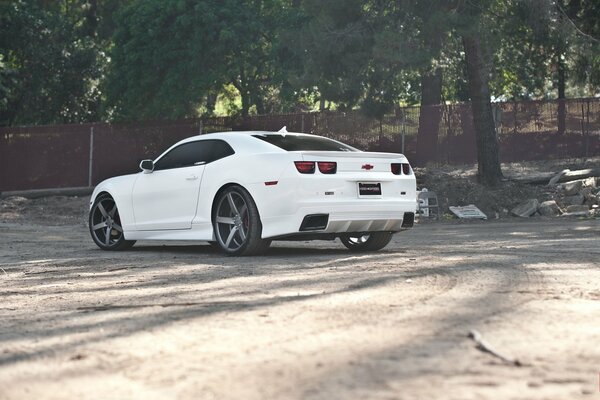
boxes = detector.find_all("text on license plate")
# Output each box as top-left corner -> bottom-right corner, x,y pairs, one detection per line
359,182 -> 382,196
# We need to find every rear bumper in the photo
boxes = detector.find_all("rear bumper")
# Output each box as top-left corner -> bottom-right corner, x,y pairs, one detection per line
249,164 -> 418,240
260,199 -> 417,239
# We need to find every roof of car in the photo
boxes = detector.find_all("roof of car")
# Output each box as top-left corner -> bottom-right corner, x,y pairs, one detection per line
175,130 -> 313,145
161,131 -> 317,156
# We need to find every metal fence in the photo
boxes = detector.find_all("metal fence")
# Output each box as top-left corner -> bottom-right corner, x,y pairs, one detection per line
1,98 -> 599,191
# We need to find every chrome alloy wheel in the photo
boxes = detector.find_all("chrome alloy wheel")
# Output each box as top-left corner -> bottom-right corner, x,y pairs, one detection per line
89,196 -> 129,250
214,191 -> 250,252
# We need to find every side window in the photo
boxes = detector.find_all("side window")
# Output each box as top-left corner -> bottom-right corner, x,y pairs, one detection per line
207,140 -> 235,162
154,140 -> 234,171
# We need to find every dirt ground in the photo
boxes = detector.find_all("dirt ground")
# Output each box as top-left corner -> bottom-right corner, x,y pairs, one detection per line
0,194 -> 599,400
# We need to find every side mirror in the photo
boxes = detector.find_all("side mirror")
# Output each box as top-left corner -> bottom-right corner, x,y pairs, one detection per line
139,159 -> 154,173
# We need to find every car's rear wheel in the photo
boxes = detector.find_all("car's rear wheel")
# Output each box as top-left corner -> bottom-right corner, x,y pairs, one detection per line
340,232 -> 393,252
89,194 -> 135,250
213,186 -> 271,256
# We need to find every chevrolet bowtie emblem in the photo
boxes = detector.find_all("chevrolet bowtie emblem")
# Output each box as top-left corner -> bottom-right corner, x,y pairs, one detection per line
362,164 -> 374,170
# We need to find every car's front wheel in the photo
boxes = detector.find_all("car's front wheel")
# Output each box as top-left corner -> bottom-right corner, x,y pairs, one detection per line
212,185 -> 271,256
89,194 -> 135,250
340,232 -> 393,252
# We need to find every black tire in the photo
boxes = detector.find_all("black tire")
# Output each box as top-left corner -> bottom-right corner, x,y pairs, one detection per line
212,185 -> 271,256
339,232 -> 393,252
89,194 -> 136,251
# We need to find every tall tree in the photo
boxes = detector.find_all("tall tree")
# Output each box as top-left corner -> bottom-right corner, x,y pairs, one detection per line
460,2 -> 503,185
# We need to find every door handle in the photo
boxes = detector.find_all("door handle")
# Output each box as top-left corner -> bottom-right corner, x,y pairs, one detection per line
186,175 -> 199,181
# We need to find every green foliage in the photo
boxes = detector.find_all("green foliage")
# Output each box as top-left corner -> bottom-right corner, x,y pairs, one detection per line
283,0 -> 371,110
104,0 -> 293,120
1,0 -> 599,125
0,0 -> 106,125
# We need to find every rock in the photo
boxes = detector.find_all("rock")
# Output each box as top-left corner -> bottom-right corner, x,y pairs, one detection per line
561,180 -> 583,195
565,204 -> 589,213
562,205 -> 590,216
581,187 -> 592,197
511,199 -> 539,217
563,194 -> 585,206
538,200 -> 562,216
582,177 -> 597,188
580,188 -> 598,205
548,169 -> 570,185
585,194 -> 599,206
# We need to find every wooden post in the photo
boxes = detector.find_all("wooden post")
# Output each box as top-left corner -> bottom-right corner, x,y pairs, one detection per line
88,126 -> 94,187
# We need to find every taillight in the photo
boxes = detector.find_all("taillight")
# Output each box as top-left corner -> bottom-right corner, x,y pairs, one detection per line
391,163 -> 411,175
318,162 -> 337,174
295,161 -> 315,174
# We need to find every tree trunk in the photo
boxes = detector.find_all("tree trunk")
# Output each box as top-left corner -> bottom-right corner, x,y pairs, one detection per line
254,92 -> 265,115
237,68 -> 250,117
463,34 -> 503,186
205,92 -> 217,116
416,68 -> 443,166
240,92 -> 250,117
557,54 -> 566,135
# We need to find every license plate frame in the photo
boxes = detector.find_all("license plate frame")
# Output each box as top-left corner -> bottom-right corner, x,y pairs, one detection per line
358,182 -> 382,196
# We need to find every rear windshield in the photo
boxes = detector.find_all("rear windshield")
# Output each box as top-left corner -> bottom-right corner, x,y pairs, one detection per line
253,134 -> 358,152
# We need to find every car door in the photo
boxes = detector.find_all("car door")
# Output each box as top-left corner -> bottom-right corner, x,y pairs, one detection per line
132,140 -> 211,230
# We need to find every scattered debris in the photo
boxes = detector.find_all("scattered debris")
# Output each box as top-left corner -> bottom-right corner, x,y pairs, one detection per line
513,172 -> 556,185
70,354 -> 87,361
538,200 -> 562,216
515,168 -> 600,185
561,180 -> 583,196
449,205 -> 487,219
558,168 -> 600,183
417,189 -> 440,219
511,199 -> 539,217
564,205 -> 590,216
548,169 -> 570,185
504,170 -> 599,219
582,177 -> 597,188
563,194 -> 585,206
468,329 -> 522,367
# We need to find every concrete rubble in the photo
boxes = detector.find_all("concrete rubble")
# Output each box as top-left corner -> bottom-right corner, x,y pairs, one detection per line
538,200 -> 561,216
511,199 -> 539,217
513,174 -> 600,218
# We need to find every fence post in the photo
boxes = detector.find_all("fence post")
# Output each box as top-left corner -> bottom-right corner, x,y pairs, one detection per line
301,113 -> 305,133
585,99 -> 590,157
198,120 -> 203,135
88,126 -> 94,187
401,113 -> 406,154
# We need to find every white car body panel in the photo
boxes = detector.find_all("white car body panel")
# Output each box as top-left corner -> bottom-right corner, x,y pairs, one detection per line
131,164 -> 206,230
89,131 -> 417,243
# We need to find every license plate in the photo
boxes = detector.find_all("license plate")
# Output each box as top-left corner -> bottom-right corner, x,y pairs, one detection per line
359,182 -> 381,196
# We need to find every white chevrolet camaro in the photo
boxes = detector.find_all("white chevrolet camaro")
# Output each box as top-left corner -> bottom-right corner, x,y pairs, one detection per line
89,130 -> 417,256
